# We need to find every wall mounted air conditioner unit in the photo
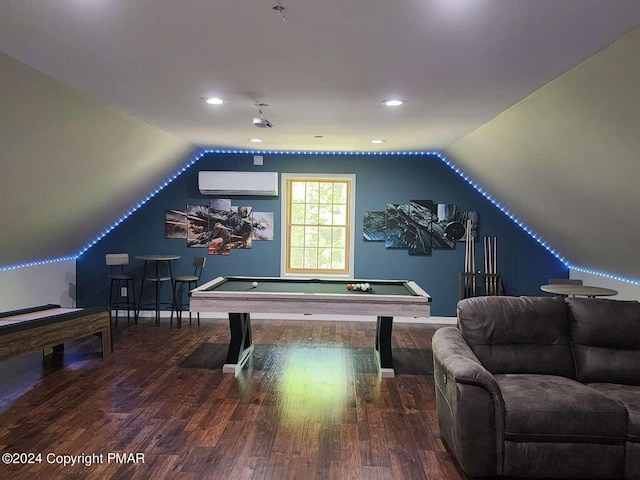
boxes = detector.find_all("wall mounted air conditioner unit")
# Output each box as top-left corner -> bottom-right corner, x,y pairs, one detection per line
198,171 -> 279,196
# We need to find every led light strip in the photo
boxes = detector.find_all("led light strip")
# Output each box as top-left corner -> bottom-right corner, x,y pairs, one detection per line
0,256 -> 77,272
2,148 -> 638,286
570,265 -> 640,286
435,154 -> 570,265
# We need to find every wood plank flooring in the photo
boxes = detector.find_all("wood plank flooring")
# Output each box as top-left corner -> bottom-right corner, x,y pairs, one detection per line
0,317 -> 464,479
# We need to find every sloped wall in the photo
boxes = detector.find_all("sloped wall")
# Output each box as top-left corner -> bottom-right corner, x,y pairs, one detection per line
444,27 -> 640,286
0,52 -> 197,269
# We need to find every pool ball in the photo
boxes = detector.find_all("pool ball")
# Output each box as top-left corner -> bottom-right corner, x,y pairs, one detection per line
252,281 -> 258,288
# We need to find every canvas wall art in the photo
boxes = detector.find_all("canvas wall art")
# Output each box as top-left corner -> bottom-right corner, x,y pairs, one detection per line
167,199 -> 274,256
363,198 -> 479,257
165,210 -> 187,239
251,212 -> 274,241
363,211 -> 386,242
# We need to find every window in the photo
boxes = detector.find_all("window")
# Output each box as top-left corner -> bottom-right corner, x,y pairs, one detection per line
282,174 -> 355,277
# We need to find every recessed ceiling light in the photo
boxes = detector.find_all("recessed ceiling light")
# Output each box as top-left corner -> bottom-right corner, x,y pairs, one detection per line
204,97 -> 224,105
382,99 -> 405,107
371,139 -> 385,144
249,138 -> 263,143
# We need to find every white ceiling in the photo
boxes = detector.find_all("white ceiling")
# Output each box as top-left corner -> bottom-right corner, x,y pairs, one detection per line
2,0 -> 639,152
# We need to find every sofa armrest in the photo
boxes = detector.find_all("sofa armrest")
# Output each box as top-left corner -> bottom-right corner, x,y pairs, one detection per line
432,327 -> 505,477
433,327 -> 502,395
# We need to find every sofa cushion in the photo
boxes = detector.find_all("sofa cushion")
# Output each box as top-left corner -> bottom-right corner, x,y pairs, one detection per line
502,441 -> 624,479
457,296 -> 573,376
587,383 -> 640,442
496,374 -> 627,444
567,297 -> 640,385
625,442 -> 640,480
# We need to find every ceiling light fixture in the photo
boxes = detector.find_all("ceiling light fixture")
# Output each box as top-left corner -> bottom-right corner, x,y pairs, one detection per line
371,139 -> 385,144
382,99 -> 406,107
204,97 -> 224,105
253,103 -> 273,128
249,138 -> 263,143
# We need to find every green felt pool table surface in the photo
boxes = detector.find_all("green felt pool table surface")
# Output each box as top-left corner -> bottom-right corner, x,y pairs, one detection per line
205,277 -> 418,296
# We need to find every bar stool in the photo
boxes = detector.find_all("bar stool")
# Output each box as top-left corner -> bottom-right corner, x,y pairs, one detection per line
173,256 -> 206,327
106,253 -> 136,326
135,255 -> 179,326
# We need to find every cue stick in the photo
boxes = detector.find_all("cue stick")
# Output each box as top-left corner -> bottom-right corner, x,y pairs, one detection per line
490,236 -> 495,295
464,221 -> 468,296
465,219 -> 472,297
493,236 -> 498,295
484,236 -> 489,294
471,231 -> 476,296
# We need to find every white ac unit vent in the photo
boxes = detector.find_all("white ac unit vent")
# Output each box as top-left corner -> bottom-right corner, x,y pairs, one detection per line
198,171 -> 279,196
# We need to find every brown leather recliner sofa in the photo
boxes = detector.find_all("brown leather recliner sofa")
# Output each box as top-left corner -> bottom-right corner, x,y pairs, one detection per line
432,296 -> 640,479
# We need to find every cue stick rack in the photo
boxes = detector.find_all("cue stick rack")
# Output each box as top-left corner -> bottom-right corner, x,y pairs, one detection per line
459,224 -> 504,300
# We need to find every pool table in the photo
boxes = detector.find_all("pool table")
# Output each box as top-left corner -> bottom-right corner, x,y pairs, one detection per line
189,276 -> 431,377
0,304 -> 111,362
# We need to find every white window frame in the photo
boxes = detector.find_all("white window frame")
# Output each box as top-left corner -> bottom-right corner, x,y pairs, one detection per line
280,173 -> 356,278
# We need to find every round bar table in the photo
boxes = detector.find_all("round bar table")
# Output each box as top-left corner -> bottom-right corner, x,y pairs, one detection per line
135,255 -> 181,325
540,284 -> 618,298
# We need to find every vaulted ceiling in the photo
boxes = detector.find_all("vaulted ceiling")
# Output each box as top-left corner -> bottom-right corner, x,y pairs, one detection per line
1,1 -> 639,281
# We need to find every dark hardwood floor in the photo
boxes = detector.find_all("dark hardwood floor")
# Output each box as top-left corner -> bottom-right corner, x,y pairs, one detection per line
0,316 -> 464,479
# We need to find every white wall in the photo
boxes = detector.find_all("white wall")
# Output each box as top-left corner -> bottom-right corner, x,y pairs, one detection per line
570,270 -> 640,302
0,260 -> 76,311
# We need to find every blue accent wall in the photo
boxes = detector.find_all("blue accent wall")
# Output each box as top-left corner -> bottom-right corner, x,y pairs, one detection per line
76,152 -> 567,316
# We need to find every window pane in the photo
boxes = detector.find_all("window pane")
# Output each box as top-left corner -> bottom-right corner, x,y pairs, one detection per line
291,204 -> 305,224
306,182 -> 319,203
333,183 -> 346,203
304,248 -> 318,269
333,205 -> 346,225
305,204 -> 319,225
318,248 -> 332,269
305,226 -> 318,247
331,249 -> 345,269
291,182 -> 306,203
318,227 -> 332,247
318,205 -> 333,225
290,248 -> 304,268
291,226 -> 305,247
332,227 -> 345,247
319,183 -> 333,203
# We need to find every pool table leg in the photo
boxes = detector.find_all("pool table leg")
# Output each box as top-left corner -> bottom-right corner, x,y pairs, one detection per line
224,312 -> 253,375
42,344 -> 64,357
376,316 -> 395,378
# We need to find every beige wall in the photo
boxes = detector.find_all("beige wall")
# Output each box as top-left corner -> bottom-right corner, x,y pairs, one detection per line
444,27 -> 640,283
0,52 -> 197,268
